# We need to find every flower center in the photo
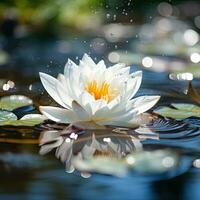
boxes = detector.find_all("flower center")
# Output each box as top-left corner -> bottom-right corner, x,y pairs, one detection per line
85,80 -> 115,102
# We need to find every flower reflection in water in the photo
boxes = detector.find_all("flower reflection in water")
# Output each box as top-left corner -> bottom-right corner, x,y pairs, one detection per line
38,118 -> 197,178
39,126 -> 160,175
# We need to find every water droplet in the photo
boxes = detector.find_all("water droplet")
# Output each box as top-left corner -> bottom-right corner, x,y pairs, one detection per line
106,13 -> 110,19
108,52 -> 120,63
103,137 -> 111,143
29,84 -> 32,91
193,159 -> 200,168
7,80 -> 15,88
65,138 -> 71,143
2,83 -> 10,91
190,52 -> 200,63
81,172 -> 91,178
142,57 -> 153,68
184,29 -> 199,46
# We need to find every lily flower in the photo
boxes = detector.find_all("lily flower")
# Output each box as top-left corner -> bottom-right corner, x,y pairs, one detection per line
39,54 -> 160,129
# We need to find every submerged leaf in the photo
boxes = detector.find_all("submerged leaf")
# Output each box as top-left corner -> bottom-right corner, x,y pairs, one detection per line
0,95 -> 33,111
154,103 -> 200,119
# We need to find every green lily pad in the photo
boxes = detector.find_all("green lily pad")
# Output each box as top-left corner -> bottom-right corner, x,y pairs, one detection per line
154,103 -> 200,119
0,110 -> 17,122
171,65 -> 200,78
0,113 -> 46,126
73,149 -> 178,176
0,95 -> 33,111
126,150 -> 178,173
72,156 -> 129,177
19,114 -> 46,126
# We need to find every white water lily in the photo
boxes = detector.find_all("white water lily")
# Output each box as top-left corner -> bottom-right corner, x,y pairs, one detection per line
39,54 -> 160,128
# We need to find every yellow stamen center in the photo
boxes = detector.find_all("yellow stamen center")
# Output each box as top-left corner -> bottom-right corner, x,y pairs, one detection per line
85,80 -> 115,103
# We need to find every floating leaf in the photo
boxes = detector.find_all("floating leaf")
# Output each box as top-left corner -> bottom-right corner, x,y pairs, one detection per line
0,113 -> 46,126
0,95 -> 33,111
154,103 -> 200,119
171,103 -> 200,111
171,65 -> 200,79
72,155 -> 129,177
72,150 -> 178,176
0,110 -> 17,121
126,150 -> 178,173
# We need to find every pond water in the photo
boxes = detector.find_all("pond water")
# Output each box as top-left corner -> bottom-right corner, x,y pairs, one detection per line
1,45 -> 200,200
0,6 -> 200,198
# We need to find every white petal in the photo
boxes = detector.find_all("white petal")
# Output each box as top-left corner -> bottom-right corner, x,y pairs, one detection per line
92,103 -> 109,120
96,108 -> 137,125
39,72 -> 67,108
126,71 -> 142,99
57,74 -> 69,91
39,106 -> 77,123
91,99 -> 107,115
98,113 -> 150,128
78,92 -> 95,115
97,60 -> 106,70
64,59 -> 78,77
115,66 -> 130,77
108,63 -> 126,74
72,101 -> 91,121
81,53 -> 96,68
109,109 -> 138,122
98,120 -> 138,128
64,60 -> 83,100
131,96 -> 160,114
56,81 -> 72,109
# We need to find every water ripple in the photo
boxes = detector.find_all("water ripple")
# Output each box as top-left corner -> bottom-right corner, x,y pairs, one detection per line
143,117 -> 200,152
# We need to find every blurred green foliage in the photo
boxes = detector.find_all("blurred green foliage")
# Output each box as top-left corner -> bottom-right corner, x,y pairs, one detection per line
0,0 -> 195,35
0,0 -> 103,34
